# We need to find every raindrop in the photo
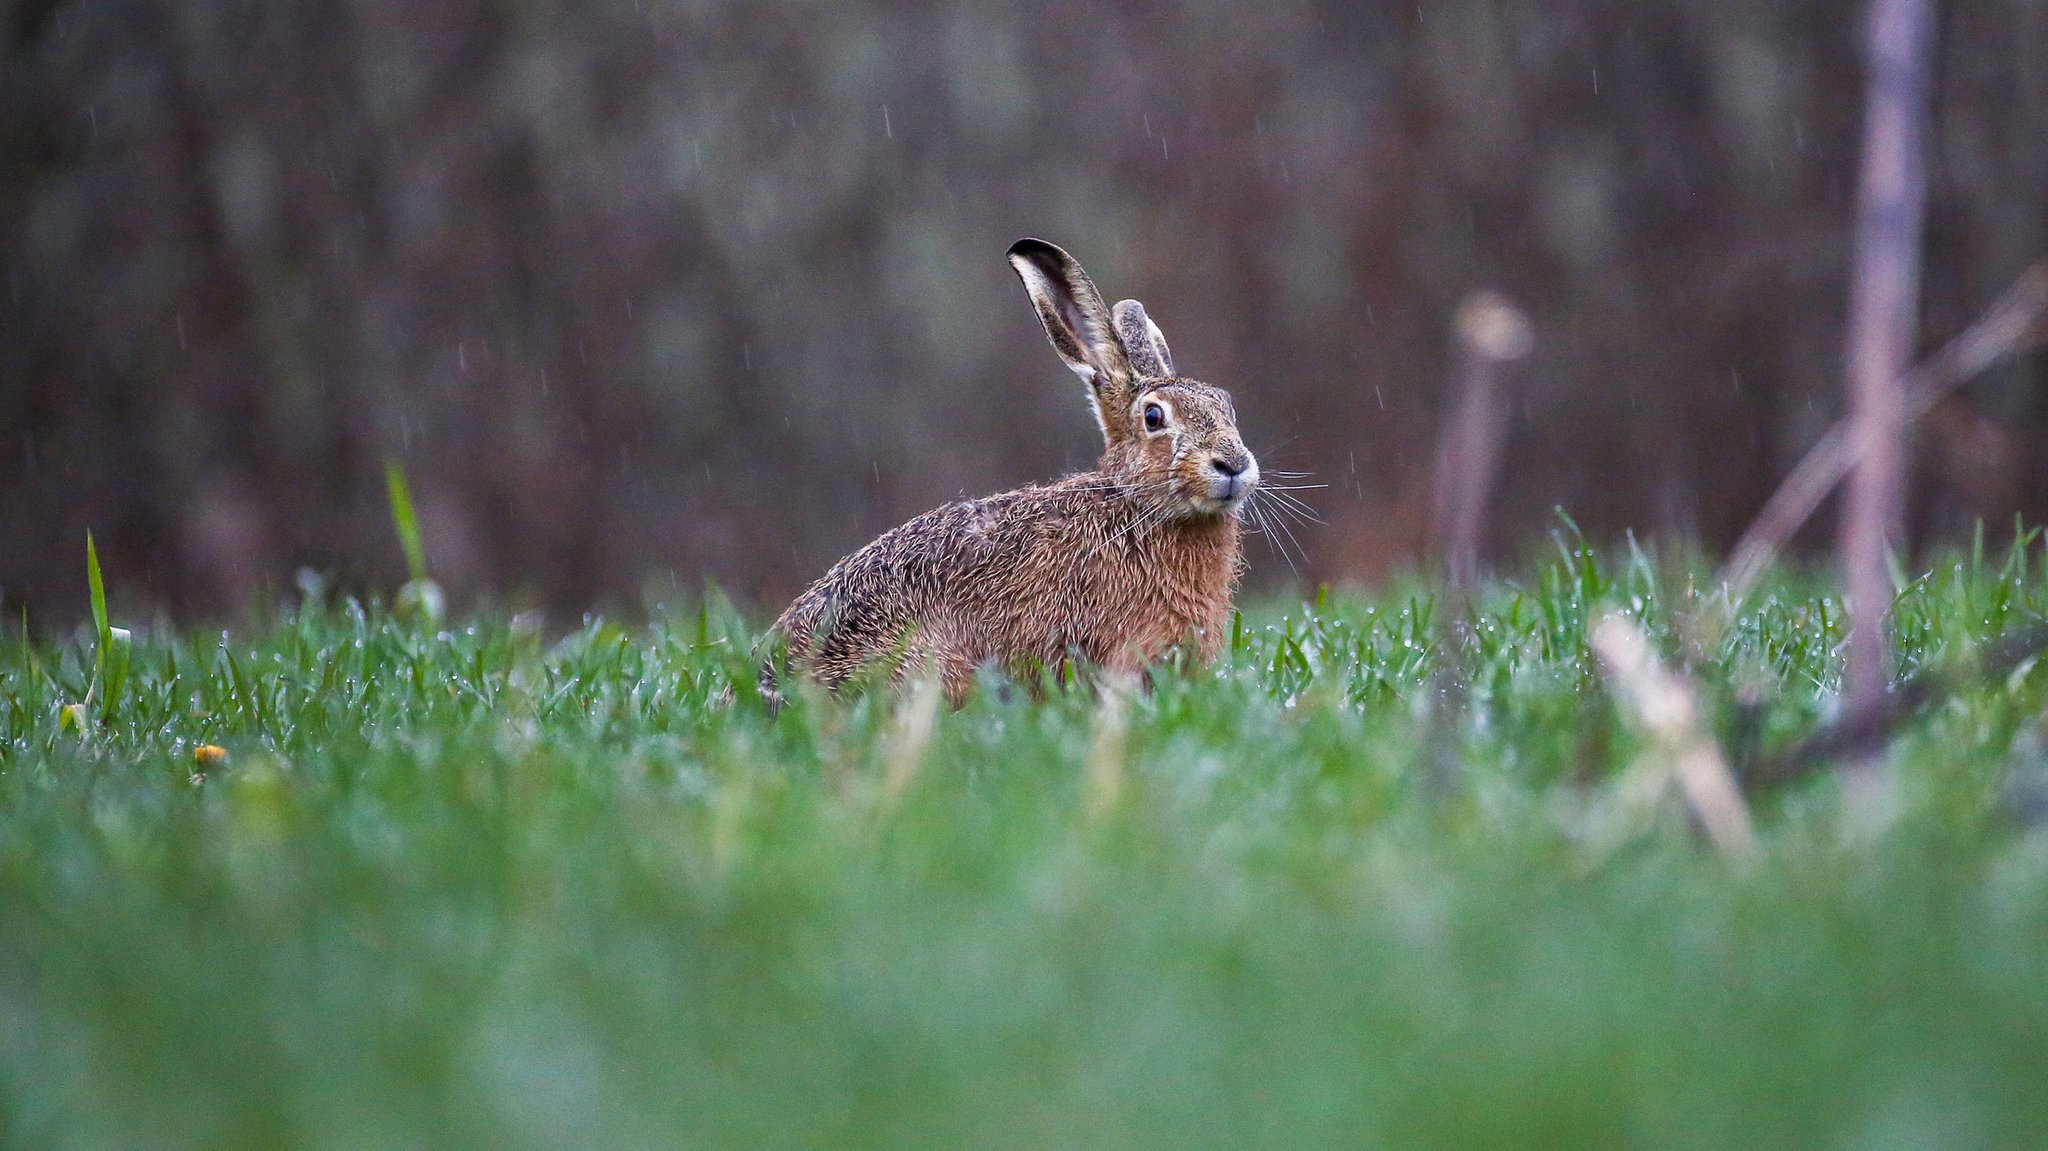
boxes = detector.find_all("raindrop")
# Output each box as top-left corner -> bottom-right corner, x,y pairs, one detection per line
458,343 -> 467,373
175,313 -> 188,351
882,104 -> 892,139
87,105 -> 98,138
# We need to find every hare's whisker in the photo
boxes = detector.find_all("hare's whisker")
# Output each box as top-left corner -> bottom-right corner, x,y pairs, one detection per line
1100,511 -> 1168,562
1261,483 -> 1321,506
1267,502 -> 1308,563
1249,494 -> 1309,565
1089,497 -> 1173,563
1256,493 -> 1327,509
1243,503 -> 1296,575
1260,505 -> 1303,576
1244,500 -> 1273,546
1260,489 -> 1325,525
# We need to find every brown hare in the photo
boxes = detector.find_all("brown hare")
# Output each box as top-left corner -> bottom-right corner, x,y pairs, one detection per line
764,238 -> 1261,705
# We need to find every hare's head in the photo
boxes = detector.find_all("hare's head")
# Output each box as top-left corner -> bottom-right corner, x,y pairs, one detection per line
1008,238 -> 1259,520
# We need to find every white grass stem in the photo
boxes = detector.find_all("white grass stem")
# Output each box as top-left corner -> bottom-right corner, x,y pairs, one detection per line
1591,612 -> 1758,863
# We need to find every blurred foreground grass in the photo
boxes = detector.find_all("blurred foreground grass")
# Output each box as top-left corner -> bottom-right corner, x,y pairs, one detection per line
4,534 -> 2048,1149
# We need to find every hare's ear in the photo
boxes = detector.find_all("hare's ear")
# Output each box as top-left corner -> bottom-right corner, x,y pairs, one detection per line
1112,299 -> 1173,379
1007,238 -> 1137,443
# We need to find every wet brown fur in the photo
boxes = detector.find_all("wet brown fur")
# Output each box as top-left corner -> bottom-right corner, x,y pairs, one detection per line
766,239 -> 1258,705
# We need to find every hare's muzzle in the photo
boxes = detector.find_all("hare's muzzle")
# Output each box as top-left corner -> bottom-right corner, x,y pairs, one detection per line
1206,451 -> 1258,505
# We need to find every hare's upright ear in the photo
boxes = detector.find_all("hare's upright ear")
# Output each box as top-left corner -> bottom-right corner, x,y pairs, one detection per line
1007,238 -> 1138,443
1112,299 -> 1173,379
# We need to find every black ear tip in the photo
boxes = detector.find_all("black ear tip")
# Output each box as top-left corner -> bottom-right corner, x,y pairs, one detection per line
1006,237 -> 1068,267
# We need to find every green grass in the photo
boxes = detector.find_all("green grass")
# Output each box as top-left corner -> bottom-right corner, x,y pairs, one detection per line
4,533 -> 2048,1149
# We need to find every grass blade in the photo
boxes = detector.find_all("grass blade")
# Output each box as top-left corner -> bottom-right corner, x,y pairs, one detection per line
384,459 -> 429,584
103,626 -> 131,717
86,530 -> 108,639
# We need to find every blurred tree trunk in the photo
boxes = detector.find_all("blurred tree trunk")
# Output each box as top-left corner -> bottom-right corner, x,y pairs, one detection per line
1839,0 -> 1935,729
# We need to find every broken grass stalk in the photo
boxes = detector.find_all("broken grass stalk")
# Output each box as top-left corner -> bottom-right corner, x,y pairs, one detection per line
1589,611 -> 1757,862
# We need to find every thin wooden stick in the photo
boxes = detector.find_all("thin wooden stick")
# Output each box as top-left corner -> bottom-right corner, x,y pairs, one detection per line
1590,612 -> 1758,862
1423,292 -> 1531,796
1837,0 -> 1936,734
1430,291 -> 1533,589
1746,622 -> 2048,790
1722,263 -> 2048,603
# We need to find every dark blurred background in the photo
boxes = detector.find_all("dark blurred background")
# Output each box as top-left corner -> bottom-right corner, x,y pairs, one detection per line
3,1 -> 2045,620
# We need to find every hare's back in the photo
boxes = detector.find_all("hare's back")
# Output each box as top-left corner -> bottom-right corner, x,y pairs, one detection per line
778,484 -> 1107,661
777,491 -> 1036,657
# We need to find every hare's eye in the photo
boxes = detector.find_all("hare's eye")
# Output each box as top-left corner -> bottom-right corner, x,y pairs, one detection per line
1143,403 -> 1166,432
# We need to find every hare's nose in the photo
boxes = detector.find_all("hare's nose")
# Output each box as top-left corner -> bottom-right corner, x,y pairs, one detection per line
1210,455 -> 1247,478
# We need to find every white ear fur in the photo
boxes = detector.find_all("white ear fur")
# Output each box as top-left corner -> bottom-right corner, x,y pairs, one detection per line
1141,314 -> 1172,376
1112,299 -> 1174,379
1008,238 -> 1137,444
1063,362 -> 1107,440
1138,313 -> 1171,372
